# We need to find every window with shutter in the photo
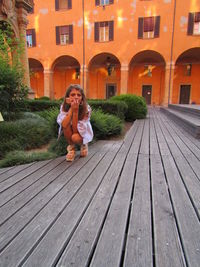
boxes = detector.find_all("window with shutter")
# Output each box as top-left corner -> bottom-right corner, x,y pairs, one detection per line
56,25 -> 73,45
55,0 -> 72,11
143,17 -> 154,38
99,22 -> 109,41
26,29 -> 36,47
94,21 -> 114,42
138,16 -> 160,39
94,22 -> 99,42
95,0 -> 114,6
193,12 -> 200,35
60,26 -> 69,44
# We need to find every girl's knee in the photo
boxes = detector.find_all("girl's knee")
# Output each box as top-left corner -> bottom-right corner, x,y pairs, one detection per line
71,133 -> 82,144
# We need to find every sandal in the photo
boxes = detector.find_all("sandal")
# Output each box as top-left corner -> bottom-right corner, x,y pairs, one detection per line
80,144 -> 88,157
66,145 -> 76,161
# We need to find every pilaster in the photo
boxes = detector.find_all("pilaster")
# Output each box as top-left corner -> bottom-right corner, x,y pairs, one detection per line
162,62 -> 175,106
44,69 -> 54,99
80,65 -> 89,97
120,64 -> 129,95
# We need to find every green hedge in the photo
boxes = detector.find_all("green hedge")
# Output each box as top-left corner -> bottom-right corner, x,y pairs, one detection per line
16,99 -> 61,112
0,115 -> 53,159
91,109 -> 123,139
37,107 -> 60,137
111,94 -> 147,121
88,99 -> 128,120
0,150 -> 55,168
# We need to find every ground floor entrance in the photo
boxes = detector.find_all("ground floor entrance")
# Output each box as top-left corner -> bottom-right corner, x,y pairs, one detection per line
106,83 -> 116,99
142,85 -> 152,105
179,85 -> 191,104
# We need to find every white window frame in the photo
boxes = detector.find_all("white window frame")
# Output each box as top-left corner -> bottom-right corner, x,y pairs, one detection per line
60,33 -> 69,45
26,35 -> 33,47
99,24 -> 109,42
193,21 -> 200,35
100,0 -> 109,6
143,31 -> 154,39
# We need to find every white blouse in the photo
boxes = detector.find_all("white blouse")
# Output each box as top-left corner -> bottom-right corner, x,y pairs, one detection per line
57,104 -> 94,145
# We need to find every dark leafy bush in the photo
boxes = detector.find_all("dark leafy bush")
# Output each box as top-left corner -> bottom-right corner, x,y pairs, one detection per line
37,107 -> 60,137
110,94 -> 147,121
0,21 -> 28,119
36,96 -> 50,101
0,117 -> 53,158
91,109 -> 123,139
0,150 -> 56,168
48,136 -> 68,156
88,99 -> 128,120
16,99 -> 61,112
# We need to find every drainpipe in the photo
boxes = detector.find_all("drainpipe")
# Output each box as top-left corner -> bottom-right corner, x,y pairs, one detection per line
82,0 -> 85,91
168,0 -> 176,105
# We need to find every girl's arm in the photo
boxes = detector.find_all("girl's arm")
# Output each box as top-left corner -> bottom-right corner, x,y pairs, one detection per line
71,100 -> 79,133
61,108 -> 73,129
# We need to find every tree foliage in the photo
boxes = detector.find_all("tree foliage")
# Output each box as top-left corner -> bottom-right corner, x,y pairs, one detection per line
0,21 -> 28,119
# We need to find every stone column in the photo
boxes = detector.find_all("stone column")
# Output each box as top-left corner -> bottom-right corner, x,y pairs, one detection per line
80,65 -> 89,97
17,9 -> 31,87
120,64 -> 129,94
162,62 -> 175,106
44,69 -> 54,99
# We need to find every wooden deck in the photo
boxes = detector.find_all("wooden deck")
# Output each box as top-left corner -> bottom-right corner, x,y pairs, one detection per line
0,107 -> 200,267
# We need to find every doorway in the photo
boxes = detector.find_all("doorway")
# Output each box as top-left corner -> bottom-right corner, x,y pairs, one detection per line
106,83 -> 116,99
179,85 -> 191,104
142,85 -> 152,105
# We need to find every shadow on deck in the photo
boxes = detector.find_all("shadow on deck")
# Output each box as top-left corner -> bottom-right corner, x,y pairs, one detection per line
0,107 -> 200,267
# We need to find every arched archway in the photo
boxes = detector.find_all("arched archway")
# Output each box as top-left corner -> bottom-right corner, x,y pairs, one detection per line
129,50 -> 166,105
52,56 -> 80,99
29,58 -> 44,98
88,53 -> 120,99
173,47 -> 200,104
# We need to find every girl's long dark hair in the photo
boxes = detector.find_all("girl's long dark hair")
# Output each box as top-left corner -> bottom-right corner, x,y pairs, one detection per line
62,84 -> 87,120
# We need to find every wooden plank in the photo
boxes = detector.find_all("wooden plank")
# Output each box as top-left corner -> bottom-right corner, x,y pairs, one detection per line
161,155 -> 200,267
86,122 -> 143,267
155,110 -> 200,216
124,154 -> 153,267
160,110 -> 200,150
0,157 -> 65,224
0,158 -> 63,208
0,163 -> 35,183
140,117 -> 150,155
56,125 -> 143,267
149,113 -> 186,267
0,141 -> 118,224
0,144 -> 122,266
0,166 -> 14,175
161,112 -> 200,158
0,160 -> 52,193
153,109 -> 200,267
158,111 -> 200,165
0,150 -> 99,251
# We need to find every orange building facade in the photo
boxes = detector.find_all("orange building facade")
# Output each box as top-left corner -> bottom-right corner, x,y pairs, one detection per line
27,0 -> 200,105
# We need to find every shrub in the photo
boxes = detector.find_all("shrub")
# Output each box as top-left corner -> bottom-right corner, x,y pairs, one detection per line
110,94 -> 147,121
37,107 -> 60,137
48,136 -> 68,156
0,117 -> 53,158
91,109 -> 123,139
88,99 -> 128,120
0,150 -> 56,168
0,21 -> 28,119
16,99 -> 61,112
36,96 -> 50,101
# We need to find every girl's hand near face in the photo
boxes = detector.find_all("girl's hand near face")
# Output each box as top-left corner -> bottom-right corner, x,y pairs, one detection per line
66,97 -> 79,111
71,98 -> 80,112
